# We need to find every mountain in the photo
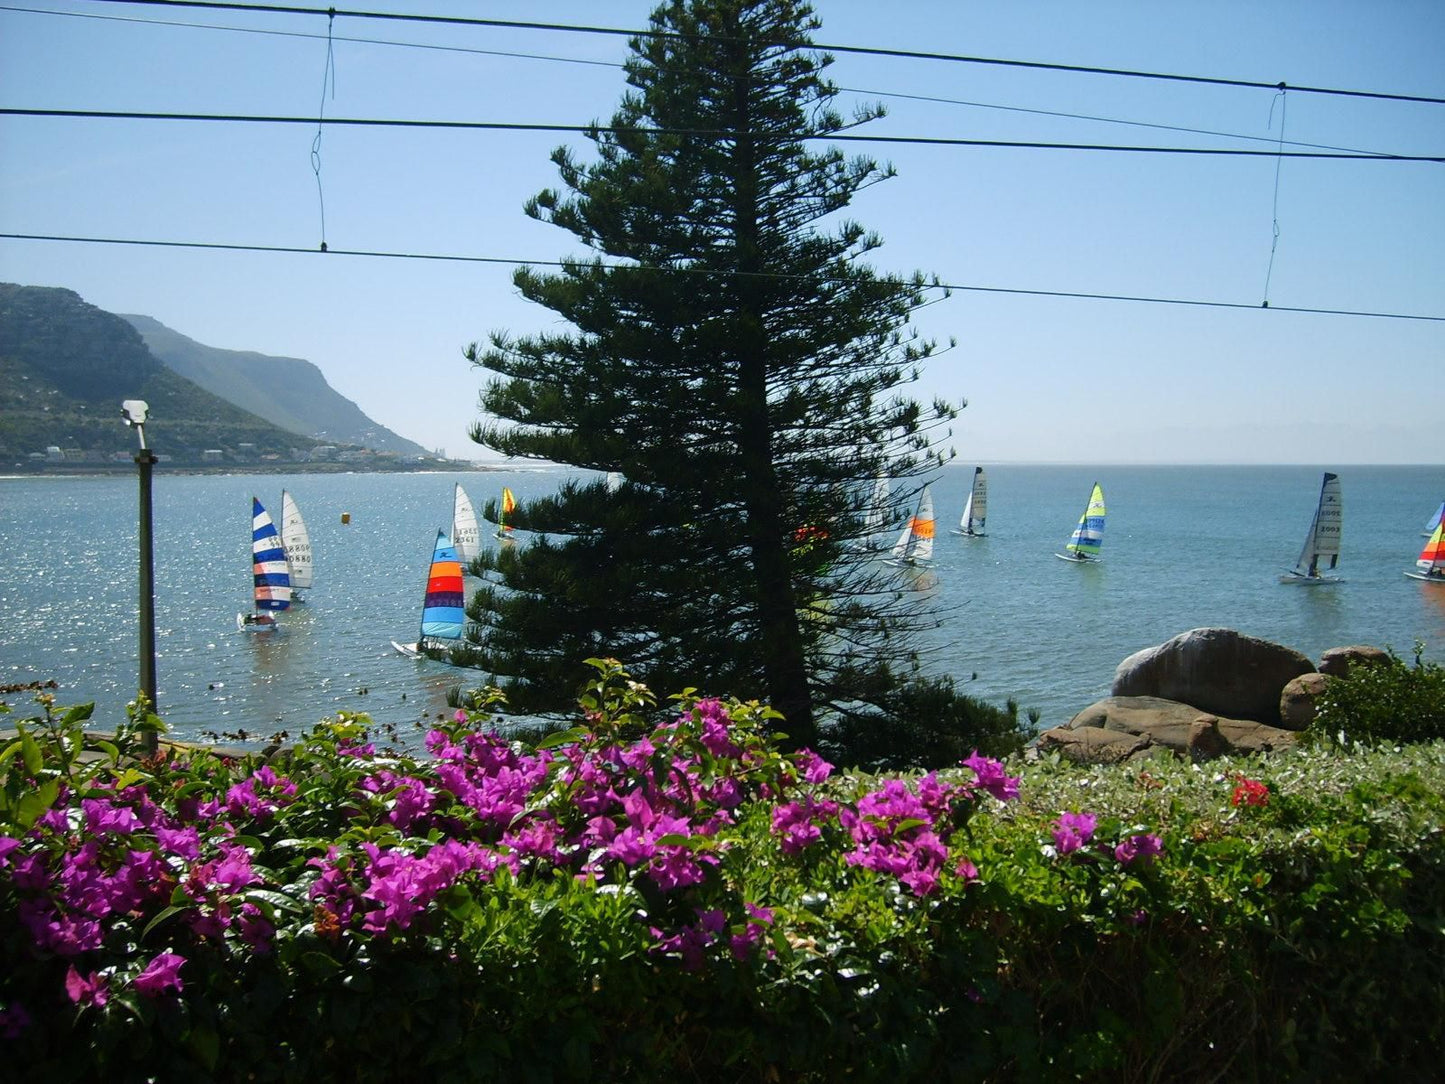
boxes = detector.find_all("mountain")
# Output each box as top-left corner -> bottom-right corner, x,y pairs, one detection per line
0,283 -> 335,463
122,315 -> 430,458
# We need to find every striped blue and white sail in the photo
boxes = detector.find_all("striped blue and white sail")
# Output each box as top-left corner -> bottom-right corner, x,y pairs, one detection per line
251,497 -> 292,612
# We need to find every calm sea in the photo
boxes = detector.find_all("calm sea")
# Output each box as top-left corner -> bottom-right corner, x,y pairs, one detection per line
2,465 -> 1442,746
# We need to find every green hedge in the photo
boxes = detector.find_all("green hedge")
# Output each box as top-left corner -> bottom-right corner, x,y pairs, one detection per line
2,668 -> 1442,1082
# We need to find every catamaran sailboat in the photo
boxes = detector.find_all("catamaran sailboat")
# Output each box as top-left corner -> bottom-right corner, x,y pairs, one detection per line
1280,472 -> 1343,584
238,497 -> 291,630
279,490 -> 312,603
452,484 -> 481,567
950,467 -> 988,537
1056,482 -> 1105,562
887,484 -> 935,566
392,530 -> 467,658
1405,502 -> 1445,583
495,486 -> 517,542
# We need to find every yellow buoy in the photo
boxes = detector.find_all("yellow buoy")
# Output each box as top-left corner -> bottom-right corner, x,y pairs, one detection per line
341,512 -> 351,524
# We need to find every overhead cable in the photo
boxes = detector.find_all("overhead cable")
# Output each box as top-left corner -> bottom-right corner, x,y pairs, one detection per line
3,232 -> 1440,323
4,108 -> 1440,160
76,0 -> 1445,106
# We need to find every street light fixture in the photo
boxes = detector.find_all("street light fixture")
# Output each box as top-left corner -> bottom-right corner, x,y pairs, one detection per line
123,399 -> 158,754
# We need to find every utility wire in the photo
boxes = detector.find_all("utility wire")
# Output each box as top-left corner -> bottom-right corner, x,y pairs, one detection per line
77,0 -> 1445,106
3,232 -> 1440,323
1,6 -> 1428,158
4,109 -> 1441,160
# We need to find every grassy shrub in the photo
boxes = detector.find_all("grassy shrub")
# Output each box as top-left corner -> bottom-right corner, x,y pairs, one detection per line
2,674 -> 1443,1082
819,675 -> 1033,771
1309,642 -> 1445,748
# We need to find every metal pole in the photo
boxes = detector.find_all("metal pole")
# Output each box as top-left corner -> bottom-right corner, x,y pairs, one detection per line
136,448 -> 159,754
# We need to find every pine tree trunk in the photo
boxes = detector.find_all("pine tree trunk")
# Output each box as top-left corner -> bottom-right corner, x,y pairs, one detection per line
728,42 -> 817,750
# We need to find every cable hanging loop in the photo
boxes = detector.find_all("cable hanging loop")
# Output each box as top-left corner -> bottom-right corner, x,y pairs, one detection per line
312,9 -> 336,252
1262,84 -> 1288,307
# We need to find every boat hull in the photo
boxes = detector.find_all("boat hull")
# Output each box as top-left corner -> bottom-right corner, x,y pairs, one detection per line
949,529 -> 985,537
1055,552 -> 1098,563
1404,571 -> 1445,583
391,640 -> 422,658
1278,571 -> 1343,585
237,613 -> 279,632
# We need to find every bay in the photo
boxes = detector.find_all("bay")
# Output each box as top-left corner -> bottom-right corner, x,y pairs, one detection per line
2,464 -> 1442,746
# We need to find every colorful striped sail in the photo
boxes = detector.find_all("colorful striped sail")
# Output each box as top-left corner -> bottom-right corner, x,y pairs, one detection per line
1065,482 -> 1106,559
418,530 -> 466,643
1415,506 -> 1445,576
251,497 -> 292,612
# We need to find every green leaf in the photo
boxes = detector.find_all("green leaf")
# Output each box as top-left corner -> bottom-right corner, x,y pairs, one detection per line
142,905 -> 187,940
535,726 -> 588,751
20,732 -> 42,776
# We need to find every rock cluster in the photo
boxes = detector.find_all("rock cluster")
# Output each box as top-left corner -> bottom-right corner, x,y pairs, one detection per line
1034,628 -> 1388,764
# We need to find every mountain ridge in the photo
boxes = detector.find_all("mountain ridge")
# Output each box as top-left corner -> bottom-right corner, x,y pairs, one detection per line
122,314 -> 429,458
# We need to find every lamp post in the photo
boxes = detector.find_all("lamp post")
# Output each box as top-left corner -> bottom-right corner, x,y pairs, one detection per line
123,399 -> 158,755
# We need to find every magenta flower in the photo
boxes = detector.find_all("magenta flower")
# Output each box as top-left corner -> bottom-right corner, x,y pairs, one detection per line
1051,811 -> 1097,856
1114,833 -> 1164,867
963,751 -> 1020,802
133,952 -> 186,998
0,836 -> 20,869
64,965 -> 109,1007
237,903 -> 275,954
792,749 -> 834,784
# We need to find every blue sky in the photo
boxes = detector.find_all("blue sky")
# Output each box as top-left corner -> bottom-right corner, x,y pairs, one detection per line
2,0 -> 1441,463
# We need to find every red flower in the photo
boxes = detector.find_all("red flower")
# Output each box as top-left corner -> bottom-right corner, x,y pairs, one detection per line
1231,776 -> 1270,807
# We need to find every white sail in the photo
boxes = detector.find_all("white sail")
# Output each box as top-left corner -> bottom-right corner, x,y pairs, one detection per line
279,490 -> 313,592
452,484 -> 481,565
864,473 -> 890,540
890,484 -> 935,564
605,471 -> 622,492
956,467 -> 987,535
1282,472 -> 1343,583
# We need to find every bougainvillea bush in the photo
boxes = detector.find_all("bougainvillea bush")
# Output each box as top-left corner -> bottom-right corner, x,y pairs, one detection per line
2,665 -> 1443,1082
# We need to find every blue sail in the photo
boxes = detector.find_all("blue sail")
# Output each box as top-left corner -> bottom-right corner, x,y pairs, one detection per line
251,497 -> 292,612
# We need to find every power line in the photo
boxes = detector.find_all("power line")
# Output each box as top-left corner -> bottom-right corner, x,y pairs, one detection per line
5,108 -> 1441,160
78,0 -> 1445,106
2,6 -> 1429,159
4,231 -> 1440,323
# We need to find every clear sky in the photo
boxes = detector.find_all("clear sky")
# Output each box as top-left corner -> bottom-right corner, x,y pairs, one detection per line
2,0 -> 1441,464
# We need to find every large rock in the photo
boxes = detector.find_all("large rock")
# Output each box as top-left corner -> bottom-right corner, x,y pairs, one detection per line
1038,695 -> 1298,764
1279,672 -> 1330,731
1318,645 -> 1390,677
1111,628 -> 1314,725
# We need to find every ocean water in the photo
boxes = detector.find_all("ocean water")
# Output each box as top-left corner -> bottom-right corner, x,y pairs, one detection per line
2,464 -> 1442,746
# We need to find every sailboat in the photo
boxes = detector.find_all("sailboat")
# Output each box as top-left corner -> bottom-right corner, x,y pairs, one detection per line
392,530 -> 467,658
1280,472 -> 1343,584
495,486 -> 517,541
1405,502 -> 1445,583
452,484 -> 481,566
1423,501 -> 1445,537
860,473 -> 891,547
279,490 -> 312,603
238,497 -> 291,630
1055,482 -> 1105,562
887,484 -> 935,566
950,467 -> 988,537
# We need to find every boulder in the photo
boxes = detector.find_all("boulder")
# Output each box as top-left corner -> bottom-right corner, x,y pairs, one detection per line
1279,671 -> 1330,731
1318,645 -> 1390,678
1111,628 -> 1314,725
1059,696 -> 1297,761
1034,725 -> 1153,765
